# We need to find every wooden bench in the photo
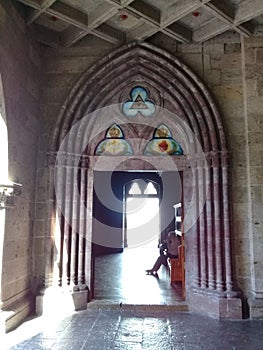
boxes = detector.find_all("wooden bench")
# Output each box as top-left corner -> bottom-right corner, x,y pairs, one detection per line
168,244 -> 185,299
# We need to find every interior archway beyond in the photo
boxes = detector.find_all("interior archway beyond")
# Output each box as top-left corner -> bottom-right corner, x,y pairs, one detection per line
92,170 -> 183,303
48,42 -> 242,319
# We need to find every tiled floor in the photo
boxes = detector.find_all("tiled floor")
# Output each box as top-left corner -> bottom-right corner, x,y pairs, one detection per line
3,308 -> 263,349
94,244 -> 183,304
2,244 -> 263,349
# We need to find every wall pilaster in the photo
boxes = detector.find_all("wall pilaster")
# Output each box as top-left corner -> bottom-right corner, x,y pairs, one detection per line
242,36 -> 263,318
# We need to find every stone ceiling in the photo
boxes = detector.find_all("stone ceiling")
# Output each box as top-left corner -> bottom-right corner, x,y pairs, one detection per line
13,0 -> 263,47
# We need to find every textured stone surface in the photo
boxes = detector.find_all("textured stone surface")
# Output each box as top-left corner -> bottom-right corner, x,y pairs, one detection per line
242,37 -> 263,309
35,31 -> 262,319
0,0 -> 40,326
43,40 -> 242,319
189,293 -> 243,319
2,309 -> 263,350
0,1 -> 263,335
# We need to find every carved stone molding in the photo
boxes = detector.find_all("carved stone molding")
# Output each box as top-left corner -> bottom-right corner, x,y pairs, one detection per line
44,42 -> 241,319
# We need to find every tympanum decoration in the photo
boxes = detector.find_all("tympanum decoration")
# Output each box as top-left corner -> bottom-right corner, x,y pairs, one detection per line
95,124 -> 133,155
122,86 -> 156,117
144,124 -> 183,155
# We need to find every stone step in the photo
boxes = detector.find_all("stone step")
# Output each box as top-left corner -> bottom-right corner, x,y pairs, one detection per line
87,300 -> 189,313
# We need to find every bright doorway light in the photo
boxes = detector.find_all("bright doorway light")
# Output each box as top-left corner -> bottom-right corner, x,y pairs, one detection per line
126,197 -> 159,248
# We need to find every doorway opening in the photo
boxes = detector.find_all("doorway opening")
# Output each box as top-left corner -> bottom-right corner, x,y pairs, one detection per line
92,171 -> 184,304
126,197 -> 159,248
124,179 -> 160,249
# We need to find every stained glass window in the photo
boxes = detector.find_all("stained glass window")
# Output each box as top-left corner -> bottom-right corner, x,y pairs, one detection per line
122,86 -> 155,117
144,124 -> 183,156
95,124 -> 133,156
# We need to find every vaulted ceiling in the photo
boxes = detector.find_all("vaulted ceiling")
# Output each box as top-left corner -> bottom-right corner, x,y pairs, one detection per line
13,0 -> 263,48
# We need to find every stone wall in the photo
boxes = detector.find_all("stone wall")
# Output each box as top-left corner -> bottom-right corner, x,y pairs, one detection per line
151,32 -> 262,317
33,37 -> 116,287
0,1 -> 261,322
36,31 -> 263,317
242,36 -> 263,318
176,34 -> 263,317
0,1 -> 41,330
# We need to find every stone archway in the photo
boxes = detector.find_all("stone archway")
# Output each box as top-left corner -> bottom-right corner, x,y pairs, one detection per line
44,42 -> 242,318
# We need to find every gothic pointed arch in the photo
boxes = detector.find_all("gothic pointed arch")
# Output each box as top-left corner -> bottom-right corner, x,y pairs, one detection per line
51,41 -> 225,154
47,42 -> 242,319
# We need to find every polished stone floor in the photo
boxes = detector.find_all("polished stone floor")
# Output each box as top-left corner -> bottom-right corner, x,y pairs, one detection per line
93,244 -> 183,304
3,308 -> 263,350
2,244 -> 263,349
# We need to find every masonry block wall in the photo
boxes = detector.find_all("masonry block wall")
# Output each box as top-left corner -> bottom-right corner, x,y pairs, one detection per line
243,37 -> 263,318
33,37 -> 116,289
0,1 -> 262,325
37,32 -> 263,317
0,2 -> 41,328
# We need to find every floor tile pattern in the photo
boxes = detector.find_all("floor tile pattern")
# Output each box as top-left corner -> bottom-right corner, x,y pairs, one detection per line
3,245 -> 263,349
3,309 -> 263,350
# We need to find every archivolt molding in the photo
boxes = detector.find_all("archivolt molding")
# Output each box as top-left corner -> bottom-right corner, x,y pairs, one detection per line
51,41 -> 226,156
47,42 -> 240,311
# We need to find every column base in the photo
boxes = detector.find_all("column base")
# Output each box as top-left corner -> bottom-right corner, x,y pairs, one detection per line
248,296 -> 263,319
0,292 -> 34,333
36,286 -> 89,317
189,290 -> 242,319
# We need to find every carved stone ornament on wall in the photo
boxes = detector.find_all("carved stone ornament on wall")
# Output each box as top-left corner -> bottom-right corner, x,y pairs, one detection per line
48,42 -> 241,319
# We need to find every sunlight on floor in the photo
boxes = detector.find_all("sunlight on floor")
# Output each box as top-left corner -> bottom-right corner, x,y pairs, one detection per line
2,311 -> 74,350
94,245 -> 183,304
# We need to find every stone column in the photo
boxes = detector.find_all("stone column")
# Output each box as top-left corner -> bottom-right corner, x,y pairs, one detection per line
43,155 -> 60,289
190,164 -> 201,289
68,156 -> 89,307
221,153 -> 236,296
84,167 -> 94,296
54,161 -> 66,287
78,163 -> 88,289
213,161 -> 224,293
70,160 -> 78,288
198,163 -> 208,289
189,152 -> 242,318
206,165 -> 216,290
36,153 -> 89,315
63,160 -> 73,286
